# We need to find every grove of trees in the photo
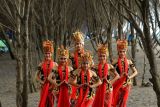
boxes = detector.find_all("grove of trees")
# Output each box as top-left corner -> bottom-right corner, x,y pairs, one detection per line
0,0 -> 160,107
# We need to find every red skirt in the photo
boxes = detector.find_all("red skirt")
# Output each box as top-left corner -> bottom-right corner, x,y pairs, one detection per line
76,97 -> 94,107
104,91 -> 113,107
38,83 -> 54,107
114,85 -> 131,107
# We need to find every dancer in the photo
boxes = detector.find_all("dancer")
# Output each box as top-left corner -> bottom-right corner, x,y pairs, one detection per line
69,51 -> 102,107
36,40 -> 57,107
92,44 -> 119,107
112,39 -> 138,107
48,46 -> 72,107
69,31 -> 85,106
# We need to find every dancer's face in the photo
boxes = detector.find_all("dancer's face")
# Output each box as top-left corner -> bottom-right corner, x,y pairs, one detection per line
118,49 -> 126,58
75,42 -> 83,52
44,52 -> 52,60
59,56 -> 67,65
81,61 -> 90,71
98,53 -> 107,63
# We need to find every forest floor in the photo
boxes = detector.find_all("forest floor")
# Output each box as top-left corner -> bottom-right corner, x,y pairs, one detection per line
0,41 -> 159,107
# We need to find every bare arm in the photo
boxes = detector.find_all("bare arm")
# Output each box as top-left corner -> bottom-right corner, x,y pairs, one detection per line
35,70 -> 44,84
35,64 -> 45,84
109,64 -> 120,85
89,71 -> 102,88
48,72 -> 57,85
48,71 -> 64,87
69,76 -> 79,87
68,69 -> 80,87
128,60 -> 138,79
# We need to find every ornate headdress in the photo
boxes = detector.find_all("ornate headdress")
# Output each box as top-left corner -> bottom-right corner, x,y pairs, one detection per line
97,44 -> 108,56
57,46 -> 69,58
42,40 -> 54,53
80,51 -> 93,66
117,39 -> 128,51
73,31 -> 84,44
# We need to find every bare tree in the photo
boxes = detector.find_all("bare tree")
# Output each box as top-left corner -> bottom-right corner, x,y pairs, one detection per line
0,0 -> 32,107
109,0 -> 160,106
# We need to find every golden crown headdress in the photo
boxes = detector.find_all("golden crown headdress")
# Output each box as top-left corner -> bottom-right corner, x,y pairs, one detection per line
73,31 -> 84,44
57,46 -> 69,58
42,40 -> 54,53
97,44 -> 108,56
117,39 -> 128,51
80,51 -> 93,65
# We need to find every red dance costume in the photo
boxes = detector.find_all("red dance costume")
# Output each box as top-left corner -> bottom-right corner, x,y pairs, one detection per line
70,52 -> 79,102
57,65 -> 70,107
71,31 -> 85,104
76,70 -> 93,107
112,57 -> 130,107
38,60 -> 54,107
92,63 -> 112,107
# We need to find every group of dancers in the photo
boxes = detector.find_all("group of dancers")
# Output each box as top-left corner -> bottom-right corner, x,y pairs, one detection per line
36,31 -> 138,107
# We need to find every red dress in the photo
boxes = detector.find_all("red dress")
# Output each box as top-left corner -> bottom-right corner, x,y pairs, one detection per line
70,51 -> 84,104
92,63 -> 112,107
38,60 -> 54,107
112,57 -> 131,107
57,65 -> 70,107
76,70 -> 93,107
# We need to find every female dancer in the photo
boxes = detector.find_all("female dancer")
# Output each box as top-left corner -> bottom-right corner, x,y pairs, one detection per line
112,39 -> 138,107
48,46 -> 72,107
92,44 -> 119,107
69,51 -> 102,107
36,40 -> 57,107
69,31 -> 85,106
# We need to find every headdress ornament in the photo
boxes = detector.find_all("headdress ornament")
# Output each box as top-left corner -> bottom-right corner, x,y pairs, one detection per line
73,31 -> 84,44
117,39 -> 128,51
80,51 -> 93,66
97,44 -> 108,56
42,40 -> 54,53
58,45 -> 69,58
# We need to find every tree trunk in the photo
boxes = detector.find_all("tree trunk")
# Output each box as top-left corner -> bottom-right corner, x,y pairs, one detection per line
118,3 -> 123,39
106,24 -> 113,62
141,1 -> 160,106
0,100 -> 1,107
141,54 -> 146,86
21,1 -> 31,106
130,24 -> 137,86
8,45 -> 15,60
16,56 -> 23,107
16,1 -> 23,105
124,0 -> 160,105
28,39 -> 36,93
54,29 -> 58,61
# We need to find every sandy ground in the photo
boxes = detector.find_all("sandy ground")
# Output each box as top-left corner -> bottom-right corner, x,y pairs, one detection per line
0,42 -> 159,107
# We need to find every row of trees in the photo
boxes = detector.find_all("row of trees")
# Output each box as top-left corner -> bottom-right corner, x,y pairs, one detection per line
0,0 -> 160,107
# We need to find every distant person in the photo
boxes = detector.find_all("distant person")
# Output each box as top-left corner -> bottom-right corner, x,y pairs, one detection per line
127,34 -> 134,46
112,39 -> 138,107
36,40 -> 57,107
6,29 -> 14,42
92,44 -> 119,107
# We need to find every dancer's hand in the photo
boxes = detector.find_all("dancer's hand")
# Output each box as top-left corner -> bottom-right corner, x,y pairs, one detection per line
84,83 -> 89,86
78,84 -> 84,88
40,80 -> 45,85
102,77 -> 109,83
63,80 -> 68,84
88,84 -> 93,88
121,72 -> 128,77
63,80 -> 70,87
57,81 -> 65,87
